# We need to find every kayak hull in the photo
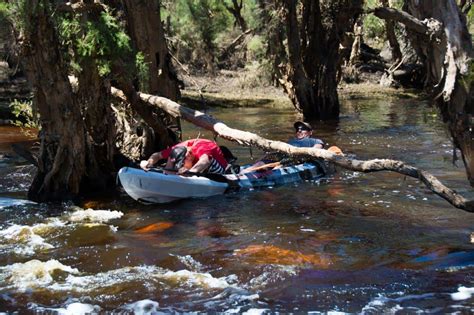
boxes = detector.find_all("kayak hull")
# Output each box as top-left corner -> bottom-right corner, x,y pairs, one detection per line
118,162 -> 324,204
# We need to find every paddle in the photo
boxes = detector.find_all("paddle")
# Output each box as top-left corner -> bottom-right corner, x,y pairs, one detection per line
241,161 -> 281,173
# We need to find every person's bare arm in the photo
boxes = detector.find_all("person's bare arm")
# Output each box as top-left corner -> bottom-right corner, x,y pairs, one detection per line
313,143 -> 324,149
186,154 -> 211,173
140,152 -> 163,170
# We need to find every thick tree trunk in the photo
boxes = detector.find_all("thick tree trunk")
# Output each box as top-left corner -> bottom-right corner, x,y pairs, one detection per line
20,1 -> 87,201
120,0 -> 180,154
77,54 -> 117,189
279,0 -> 363,120
111,86 -> 474,213
76,9 -> 117,190
374,1 -> 474,186
122,0 -> 180,100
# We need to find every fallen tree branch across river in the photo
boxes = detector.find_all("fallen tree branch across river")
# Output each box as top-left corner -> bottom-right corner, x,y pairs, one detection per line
111,87 -> 474,213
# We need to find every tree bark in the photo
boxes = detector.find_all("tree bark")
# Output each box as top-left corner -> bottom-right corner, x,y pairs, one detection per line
20,0 -> 87,201
76,9 -> 117,190
117,0 -> 180,154
279,0 -> 363,120
374,1 -> 474,186
111,86 -> 474,213
122,0 -> 180,100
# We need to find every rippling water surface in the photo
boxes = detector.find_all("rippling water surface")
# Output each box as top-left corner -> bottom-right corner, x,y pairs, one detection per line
0,97 -> 473,313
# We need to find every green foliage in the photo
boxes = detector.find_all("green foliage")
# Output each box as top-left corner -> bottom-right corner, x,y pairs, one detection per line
163,0 -> 262,71
9,99 -> 38,129
363,0 -> 385,44
58,10 -> 132,76
0,0 -> 36,35
135,52 -> 150,91
247,35 -> 265,60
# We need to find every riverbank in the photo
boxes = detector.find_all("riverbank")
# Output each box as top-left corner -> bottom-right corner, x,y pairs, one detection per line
179,69 -> 419,109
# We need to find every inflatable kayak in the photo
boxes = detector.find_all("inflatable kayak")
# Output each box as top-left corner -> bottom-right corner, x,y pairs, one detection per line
118,162 -> 326,204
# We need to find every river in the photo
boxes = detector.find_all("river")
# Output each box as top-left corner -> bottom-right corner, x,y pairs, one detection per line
0,96 -> 473,313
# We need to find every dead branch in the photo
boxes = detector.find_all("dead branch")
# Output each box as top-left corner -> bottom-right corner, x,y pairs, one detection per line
110,86 -> 474,213
371,7 -> 443,39
219,28 -> 253,61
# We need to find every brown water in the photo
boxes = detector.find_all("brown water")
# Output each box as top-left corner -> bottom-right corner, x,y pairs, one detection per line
0,97 -> 473,313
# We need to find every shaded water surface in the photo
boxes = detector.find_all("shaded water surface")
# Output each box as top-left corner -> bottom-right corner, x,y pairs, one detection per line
0,97 -> 473,313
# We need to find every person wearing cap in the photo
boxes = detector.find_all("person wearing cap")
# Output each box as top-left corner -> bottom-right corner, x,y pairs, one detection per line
140,139 -> 228,174
242,121 -> 325,173
288,121 -> 324,149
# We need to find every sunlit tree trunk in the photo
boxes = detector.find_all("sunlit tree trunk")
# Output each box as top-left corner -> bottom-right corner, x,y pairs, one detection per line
404,0 -> 474,186
279,0 -> 363,120
375,0 -> 474,185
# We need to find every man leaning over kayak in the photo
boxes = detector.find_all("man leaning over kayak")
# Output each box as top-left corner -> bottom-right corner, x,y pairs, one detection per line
140,139 -> 228,174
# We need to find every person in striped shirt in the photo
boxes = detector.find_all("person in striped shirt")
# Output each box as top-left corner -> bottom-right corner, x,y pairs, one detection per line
140,139 -> 228,174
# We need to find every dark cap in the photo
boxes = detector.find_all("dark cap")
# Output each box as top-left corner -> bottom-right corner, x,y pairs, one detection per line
294,121 -> 312,131
169,146 -> 187,169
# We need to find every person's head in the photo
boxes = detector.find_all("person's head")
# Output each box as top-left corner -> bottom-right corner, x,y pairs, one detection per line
170,146 -> 196,170
293,121 -> 313,139
169,146 -> 188,170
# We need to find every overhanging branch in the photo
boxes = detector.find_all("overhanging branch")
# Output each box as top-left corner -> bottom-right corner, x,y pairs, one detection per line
110,86 -> 474,213
371,7 -> 443,39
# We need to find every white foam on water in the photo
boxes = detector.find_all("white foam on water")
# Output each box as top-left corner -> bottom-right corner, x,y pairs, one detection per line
0,219 -> 65,255
451,286 -> 474,301
0,259 -> 79,291
0,212 -> 121,256
43,265 -> 234,293
65,208 -> 124,223
0,197 -> 36,209
122,299 -> 160,315
171,254 -> 204,272
246,265 -> 298,290
242,308 -> 270,315
161,269 -> 233,289
32,302 -> 101,315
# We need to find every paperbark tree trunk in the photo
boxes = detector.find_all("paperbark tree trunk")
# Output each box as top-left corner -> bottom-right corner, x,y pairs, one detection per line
117,0 -> 180,154
374,0 -> 474,186
20,0 -> 88,201
122,0 -> 180,100
279,0 -> 363,120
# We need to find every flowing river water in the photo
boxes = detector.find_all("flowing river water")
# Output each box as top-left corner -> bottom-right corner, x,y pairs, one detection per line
0,96 -> 473,313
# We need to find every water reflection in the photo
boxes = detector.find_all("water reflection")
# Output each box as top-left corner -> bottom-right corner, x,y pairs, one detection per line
0,97 -> 473,312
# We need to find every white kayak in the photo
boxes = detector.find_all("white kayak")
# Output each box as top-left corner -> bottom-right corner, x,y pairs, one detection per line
118,162 -> 326,204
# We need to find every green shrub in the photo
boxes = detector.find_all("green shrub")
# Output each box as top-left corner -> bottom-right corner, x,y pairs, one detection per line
9,99 -> 38,129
